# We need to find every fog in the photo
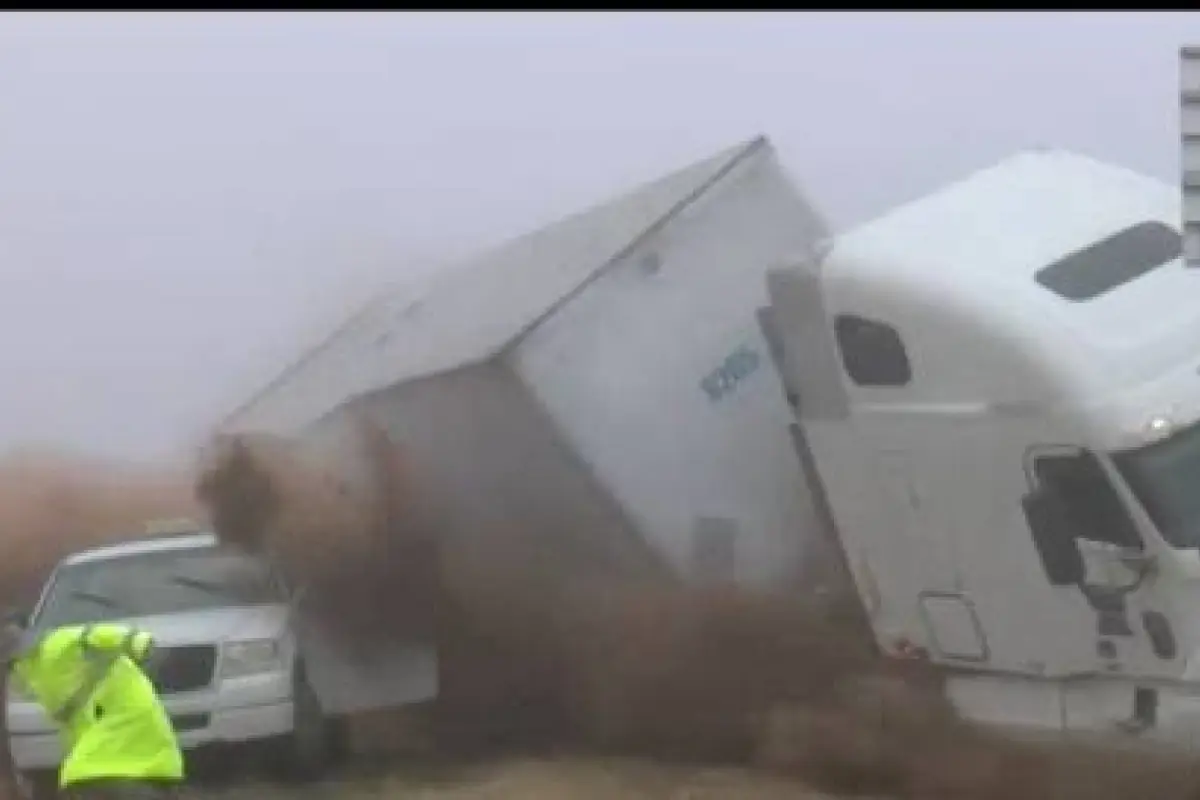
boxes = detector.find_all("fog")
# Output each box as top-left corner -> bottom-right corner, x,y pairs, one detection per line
0,10 -> 1197,463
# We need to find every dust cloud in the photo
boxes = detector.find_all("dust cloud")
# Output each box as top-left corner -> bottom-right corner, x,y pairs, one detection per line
194,423 -> 1200,799
0,436 -> 1195,798
0,449 -> 196,611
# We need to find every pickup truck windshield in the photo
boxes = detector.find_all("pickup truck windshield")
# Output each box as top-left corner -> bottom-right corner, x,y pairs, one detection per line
34,545 -> 284,629
1114,419 -> 1200,550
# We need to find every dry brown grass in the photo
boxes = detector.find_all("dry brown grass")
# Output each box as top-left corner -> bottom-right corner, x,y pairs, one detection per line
755,679 -> 1200,799
192,757 -> 845,799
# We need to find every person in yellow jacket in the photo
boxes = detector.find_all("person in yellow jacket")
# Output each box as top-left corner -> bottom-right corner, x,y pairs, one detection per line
1,618 -> 184,800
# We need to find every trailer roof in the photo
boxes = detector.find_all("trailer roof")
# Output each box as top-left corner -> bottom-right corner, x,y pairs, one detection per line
224,136 -> 769,434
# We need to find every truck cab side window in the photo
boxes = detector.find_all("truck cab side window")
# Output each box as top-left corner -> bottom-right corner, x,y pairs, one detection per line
1033,451 -> 1143,551
833,314 -> 912,387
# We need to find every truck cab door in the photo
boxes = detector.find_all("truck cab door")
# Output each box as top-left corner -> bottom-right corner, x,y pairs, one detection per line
1025,446 -> 1175,670
1023,446 -> 1184,735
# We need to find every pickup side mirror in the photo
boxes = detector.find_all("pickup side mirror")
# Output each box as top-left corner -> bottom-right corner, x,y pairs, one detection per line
4,609 -> 28,629
1022,485 -> 1085,586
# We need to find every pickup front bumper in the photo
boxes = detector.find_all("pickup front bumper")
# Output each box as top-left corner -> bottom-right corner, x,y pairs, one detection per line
8,672 -> 295,772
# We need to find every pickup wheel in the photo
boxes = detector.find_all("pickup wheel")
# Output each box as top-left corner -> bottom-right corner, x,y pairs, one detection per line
272,665 -> 335,782
19,770 -> 57,800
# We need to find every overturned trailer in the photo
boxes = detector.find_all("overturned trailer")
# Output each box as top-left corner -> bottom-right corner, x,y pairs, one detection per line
219,136 -> 838,728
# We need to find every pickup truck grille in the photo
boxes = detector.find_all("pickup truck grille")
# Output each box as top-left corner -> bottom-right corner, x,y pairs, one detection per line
147,645 -> 217,694
170,712 -> 210,732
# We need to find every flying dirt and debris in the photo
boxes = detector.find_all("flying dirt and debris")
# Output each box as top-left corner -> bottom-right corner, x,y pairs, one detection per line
0,442 -> 1199,798
190,425 -> 1200,799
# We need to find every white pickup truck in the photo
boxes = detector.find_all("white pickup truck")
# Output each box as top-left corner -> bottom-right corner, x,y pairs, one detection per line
5,529 -> 338,788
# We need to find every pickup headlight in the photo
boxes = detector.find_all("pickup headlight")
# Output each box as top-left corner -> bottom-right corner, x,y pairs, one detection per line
220,639 -> 283,679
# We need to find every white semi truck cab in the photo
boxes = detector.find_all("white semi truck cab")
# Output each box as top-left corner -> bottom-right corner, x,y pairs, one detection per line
763,149 -> 1200,743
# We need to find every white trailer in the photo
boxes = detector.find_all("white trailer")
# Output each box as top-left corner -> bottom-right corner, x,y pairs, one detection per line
223,137 -> 834,592
220,137 -> 842,730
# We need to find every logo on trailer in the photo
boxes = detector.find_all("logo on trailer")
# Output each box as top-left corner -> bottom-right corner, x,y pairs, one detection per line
700,344 -> 762,403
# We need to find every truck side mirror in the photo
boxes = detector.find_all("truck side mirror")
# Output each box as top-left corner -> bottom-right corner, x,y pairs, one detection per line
1022,485 -> 1085,586
3,609 -> 27,629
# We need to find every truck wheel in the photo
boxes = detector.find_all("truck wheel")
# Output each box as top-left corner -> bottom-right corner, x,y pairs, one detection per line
273,667 -> 334,782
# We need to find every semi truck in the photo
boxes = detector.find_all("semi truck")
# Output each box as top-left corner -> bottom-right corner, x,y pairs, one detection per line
764,149 -> 1200,745
206,130 -> 1200,751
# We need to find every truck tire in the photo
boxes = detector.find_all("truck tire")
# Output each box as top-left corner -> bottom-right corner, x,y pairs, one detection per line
272,666 -> 335,782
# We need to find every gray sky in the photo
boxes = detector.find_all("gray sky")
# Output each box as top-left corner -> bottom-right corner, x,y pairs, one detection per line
0,10 -> 1197,465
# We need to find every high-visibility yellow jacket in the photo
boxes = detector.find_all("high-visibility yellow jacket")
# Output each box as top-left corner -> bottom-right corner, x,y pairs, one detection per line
12,623 -> 184,788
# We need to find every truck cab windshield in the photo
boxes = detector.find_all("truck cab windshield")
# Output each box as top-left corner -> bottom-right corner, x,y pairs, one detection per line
34,545 -> 285,629
1114,420 -> 1200,550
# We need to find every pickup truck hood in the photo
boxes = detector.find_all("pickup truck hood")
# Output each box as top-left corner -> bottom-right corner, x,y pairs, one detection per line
102,604 -> 291,646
